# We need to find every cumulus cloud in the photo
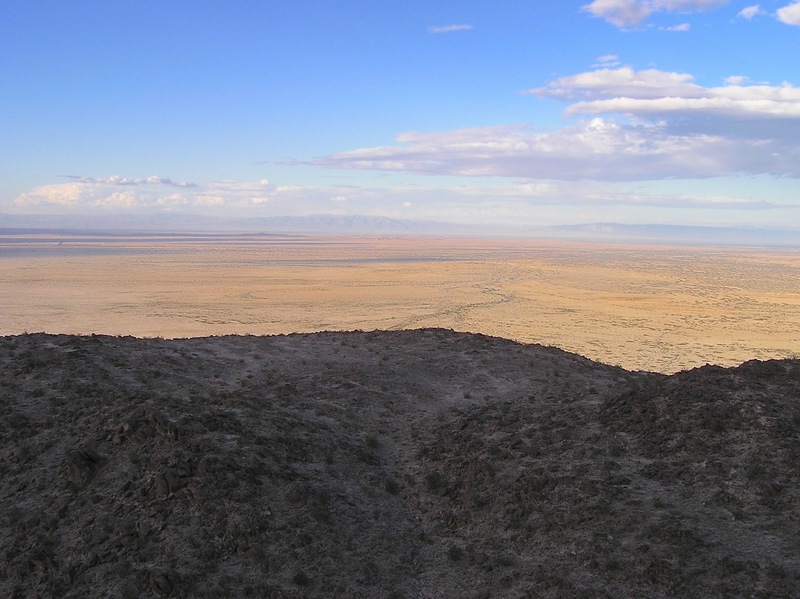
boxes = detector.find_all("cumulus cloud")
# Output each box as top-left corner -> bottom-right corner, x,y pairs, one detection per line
526,65 -> 800,148
15,183 -> 90,207
308,65 -> 800,181
530,66 -> 800,125
583,0 -> 654,27
311,118 -> 800,180
14,176 -> 431,218
566,96 -> 800,122
427,24 -> 473,33
583,0 -> 728,27
12,175 -> 796,230
15,177 -> 279,212
13,62 -> 800,223
777,1 -> 800,25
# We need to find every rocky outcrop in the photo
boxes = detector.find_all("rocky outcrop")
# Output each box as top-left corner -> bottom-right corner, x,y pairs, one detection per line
1,330 -> 798,598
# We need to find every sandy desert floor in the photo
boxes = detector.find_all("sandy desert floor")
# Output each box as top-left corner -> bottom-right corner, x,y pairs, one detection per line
1,233 -> 798,372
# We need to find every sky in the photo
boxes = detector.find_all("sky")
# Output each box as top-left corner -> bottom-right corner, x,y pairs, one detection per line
2,0 -> 800,231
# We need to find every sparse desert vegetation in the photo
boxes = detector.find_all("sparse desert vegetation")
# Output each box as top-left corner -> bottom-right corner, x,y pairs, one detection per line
1,329 -> 800,597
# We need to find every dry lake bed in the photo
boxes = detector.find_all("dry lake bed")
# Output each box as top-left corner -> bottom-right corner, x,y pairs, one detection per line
1,232 -> 798,373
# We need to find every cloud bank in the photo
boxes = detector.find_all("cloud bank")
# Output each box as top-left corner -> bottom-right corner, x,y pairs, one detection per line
308,65 -> 800,181
13,173 -> 794,229
15,177 -> 276,212
533,66 -> 800,123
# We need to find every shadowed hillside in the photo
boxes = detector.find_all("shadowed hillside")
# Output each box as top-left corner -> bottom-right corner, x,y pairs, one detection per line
1,330 -> 799,598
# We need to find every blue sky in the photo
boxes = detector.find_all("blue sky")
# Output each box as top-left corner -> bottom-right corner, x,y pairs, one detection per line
2,0 -> 800,230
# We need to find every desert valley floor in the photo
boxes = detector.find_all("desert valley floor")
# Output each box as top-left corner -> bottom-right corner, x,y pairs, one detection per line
1,233 -> 798,372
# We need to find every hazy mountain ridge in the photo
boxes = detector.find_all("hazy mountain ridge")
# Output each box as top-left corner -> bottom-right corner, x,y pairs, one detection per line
545,223 -> 800,247
2,213 -> 798,246
2,329 -> 799,598
0,213 -> 468,235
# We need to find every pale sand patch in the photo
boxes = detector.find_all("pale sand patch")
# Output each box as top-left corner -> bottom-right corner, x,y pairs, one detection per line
1,235 -> 797,372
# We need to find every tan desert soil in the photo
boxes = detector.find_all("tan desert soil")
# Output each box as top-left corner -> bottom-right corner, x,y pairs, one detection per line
1,329 -> 799,598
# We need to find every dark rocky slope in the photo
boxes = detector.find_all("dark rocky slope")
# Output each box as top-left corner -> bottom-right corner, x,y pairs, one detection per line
1,330 -> 798,598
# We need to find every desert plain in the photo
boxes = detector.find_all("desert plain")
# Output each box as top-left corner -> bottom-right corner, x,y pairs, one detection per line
1,232 -> 798,372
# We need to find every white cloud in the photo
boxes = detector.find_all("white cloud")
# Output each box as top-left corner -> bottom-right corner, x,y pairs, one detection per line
14,177 -> 282,212
11,61 -> 800,226
583,0 -> 654,27
15,183 -> 88,207
427,24 -> 473,34
566,95 -> 800,120
664,22 -> 691,30
309,66 -> 800,182
531,66 -> 800,123
777,1 -> 800,25
583,0 -> 728,27
738,5 -> 763,19
11,175 -> 797,231
310,118 -> 800,180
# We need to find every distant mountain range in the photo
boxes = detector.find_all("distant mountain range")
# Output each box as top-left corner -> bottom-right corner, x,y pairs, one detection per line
0,213 -> 466,235
535,223 -> 800,247
0,213 -> 797,247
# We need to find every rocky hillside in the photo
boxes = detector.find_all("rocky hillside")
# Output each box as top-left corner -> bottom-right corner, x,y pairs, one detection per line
1,330 -> 799,598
